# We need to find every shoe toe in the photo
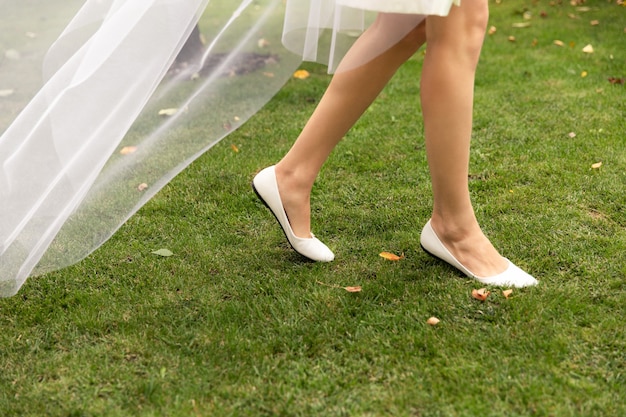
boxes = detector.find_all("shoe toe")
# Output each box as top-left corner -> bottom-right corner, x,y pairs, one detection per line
477,260 -> 539,288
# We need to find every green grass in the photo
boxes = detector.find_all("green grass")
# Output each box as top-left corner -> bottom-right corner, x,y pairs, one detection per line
1,1 -> 625,416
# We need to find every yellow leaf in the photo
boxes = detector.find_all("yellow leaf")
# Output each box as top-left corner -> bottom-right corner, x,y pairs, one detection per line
488,26 -> 497,35
231,144 -> 239,153
591,162 -> 602,169
158,108 -> 178,117
582,44 -> 594,54
344,286 -> 362,293
512,22 -> 531,28
502,289 -> 513,299
508,36 -> 516,42
120,146 -> 137,155
553,40 -> 565,47
426,317 -> 440,326
472,288 -> 490,301
581,71 -> 588,78
293,69 -> 310,80
379,252 -> 404,261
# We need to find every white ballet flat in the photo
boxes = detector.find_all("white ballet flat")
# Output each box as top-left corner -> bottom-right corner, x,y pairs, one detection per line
420,220 -> 538,288
252,166 -> 335,262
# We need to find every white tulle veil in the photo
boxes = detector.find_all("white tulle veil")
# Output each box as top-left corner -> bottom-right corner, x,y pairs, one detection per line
1,0 -> 444,297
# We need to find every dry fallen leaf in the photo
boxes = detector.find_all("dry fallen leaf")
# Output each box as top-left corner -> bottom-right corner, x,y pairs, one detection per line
152,249 -> 174,257
553,40 -> 565,47
231,144 -> 240,153
591,161 -> 603,169
257,38 -> 270,48
263,72 -> 275,78
137,183 -> 148,191
158,108 -> 178,117
590,20 -> 599,26
512,22 -> 531,28
120,146 -> 137,155
582,44 -> 594,54
508,36 -> 516,42
293,69 -> 310,80
502,289 -> 513,299
568,132 -> 577,138
379,252 -> 405,261
426,317 -> 440,326
472,288 -> 491,301
488,26 -> 497,35
317,281 -> 362,293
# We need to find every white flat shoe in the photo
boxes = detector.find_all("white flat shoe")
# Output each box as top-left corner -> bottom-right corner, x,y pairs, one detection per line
252,166 -> 334,262
420,219 -> 538,288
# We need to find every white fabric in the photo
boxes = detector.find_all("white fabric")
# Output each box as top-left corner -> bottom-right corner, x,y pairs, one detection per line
282,0 -> 458,72
1,0 -> 456,297
339,0 -> 459,15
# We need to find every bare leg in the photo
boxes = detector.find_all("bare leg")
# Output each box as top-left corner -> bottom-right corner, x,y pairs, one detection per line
421,0 -> 509,276
275,14 -> 426,238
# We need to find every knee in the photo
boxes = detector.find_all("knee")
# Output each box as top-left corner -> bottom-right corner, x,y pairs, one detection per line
427,1 -> 489,64
465,2 -> 489,53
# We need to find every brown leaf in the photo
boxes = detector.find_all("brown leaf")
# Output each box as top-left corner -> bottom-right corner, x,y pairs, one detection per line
590,20 -> 600,26
231,144 -> 240,153
426,317 -> 440,326
502,289 -> 513,299
379,252 -> 404,261
317,281 -> 362,293
508,36 -> 516,42
293,70 -> 310,80
120,146 -> 137,155
472,288 -> 491,301
608,77 -> 624,85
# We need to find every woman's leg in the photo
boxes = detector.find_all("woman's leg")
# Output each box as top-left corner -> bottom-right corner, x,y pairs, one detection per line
274,14 -> 427,238
421,0 -> 509,277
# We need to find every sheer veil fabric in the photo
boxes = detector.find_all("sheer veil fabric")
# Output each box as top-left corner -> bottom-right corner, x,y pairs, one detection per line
0,0 -> 455,297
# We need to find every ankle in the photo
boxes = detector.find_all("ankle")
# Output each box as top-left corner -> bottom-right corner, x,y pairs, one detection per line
429,212 -> 481,244
274,163 -> 316,194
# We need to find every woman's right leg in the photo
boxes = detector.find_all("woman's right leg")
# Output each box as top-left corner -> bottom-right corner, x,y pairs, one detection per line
273,14 -> 426,238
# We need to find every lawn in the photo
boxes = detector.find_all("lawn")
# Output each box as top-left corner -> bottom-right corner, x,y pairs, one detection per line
1,1 -> 625,416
